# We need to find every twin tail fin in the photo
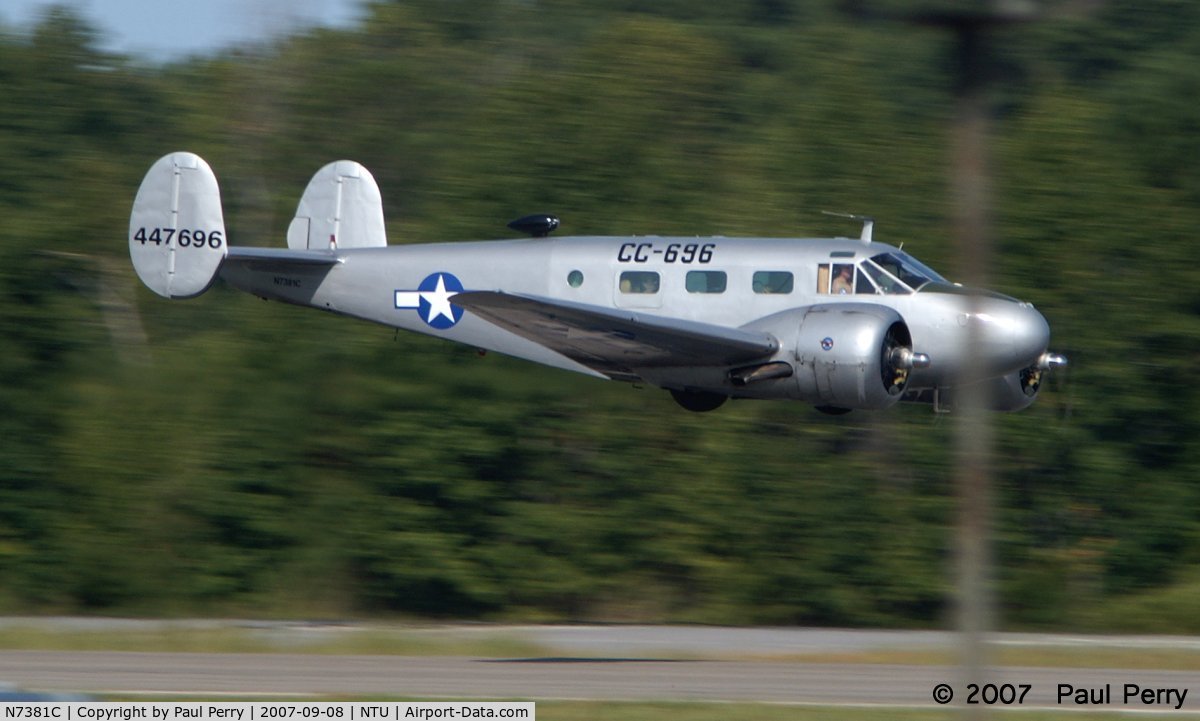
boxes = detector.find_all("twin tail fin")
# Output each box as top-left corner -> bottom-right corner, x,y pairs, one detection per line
129,152 -> 385,298
129,152 -> 227,298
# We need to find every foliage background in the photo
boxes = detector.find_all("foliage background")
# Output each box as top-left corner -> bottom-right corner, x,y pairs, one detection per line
1,0 -> 1198,630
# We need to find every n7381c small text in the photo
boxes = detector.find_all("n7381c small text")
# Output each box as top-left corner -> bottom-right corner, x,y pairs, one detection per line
0,704 -> 533,721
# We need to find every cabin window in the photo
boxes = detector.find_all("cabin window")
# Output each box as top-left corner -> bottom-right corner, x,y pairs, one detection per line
752,270 -> 793,294
567,270 -> 584,288
619,271 -> 660,294
686,270 -> 727,294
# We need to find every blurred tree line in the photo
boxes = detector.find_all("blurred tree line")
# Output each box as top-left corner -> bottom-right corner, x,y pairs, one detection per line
0,0 -> 1198,630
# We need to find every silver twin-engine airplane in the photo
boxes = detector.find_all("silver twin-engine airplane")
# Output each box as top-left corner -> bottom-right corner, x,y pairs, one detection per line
130,152 -> 1066,413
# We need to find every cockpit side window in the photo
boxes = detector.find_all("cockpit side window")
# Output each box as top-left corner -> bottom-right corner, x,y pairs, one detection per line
820,263 -> 876,294
831,264 -> 855,295
821,252 -> 943,295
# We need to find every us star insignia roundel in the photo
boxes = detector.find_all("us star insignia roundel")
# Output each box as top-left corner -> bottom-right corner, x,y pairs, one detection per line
394,272 -> 466,329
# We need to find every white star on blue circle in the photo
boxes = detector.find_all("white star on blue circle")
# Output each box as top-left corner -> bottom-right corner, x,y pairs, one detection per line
394,272 -> 465,329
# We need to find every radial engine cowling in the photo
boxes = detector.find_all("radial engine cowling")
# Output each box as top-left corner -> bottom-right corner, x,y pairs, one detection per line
793,304 -> 921,411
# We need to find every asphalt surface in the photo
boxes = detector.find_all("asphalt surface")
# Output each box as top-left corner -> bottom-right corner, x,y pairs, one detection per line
3,651 -> 1200,710
3,624 -> 1200,710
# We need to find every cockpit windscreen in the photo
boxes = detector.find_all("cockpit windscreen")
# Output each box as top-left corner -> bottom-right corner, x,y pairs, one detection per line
861,252 -> 946,294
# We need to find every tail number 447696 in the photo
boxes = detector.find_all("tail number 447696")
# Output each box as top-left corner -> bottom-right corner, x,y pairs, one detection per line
133,227 -> 224,249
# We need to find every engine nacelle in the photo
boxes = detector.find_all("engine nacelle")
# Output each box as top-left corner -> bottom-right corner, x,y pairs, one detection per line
792,304 -> 919,411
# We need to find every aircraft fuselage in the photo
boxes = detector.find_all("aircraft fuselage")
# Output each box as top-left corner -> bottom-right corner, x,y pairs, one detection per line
131,152 -> 1065,413
219,234 -> 1058,411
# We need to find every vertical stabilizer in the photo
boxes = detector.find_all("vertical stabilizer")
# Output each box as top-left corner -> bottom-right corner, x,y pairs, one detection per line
288,160 -> 386,250
129,152 -> 228,298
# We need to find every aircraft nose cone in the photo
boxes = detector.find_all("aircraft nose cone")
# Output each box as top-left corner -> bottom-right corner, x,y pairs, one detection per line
967,299 -> 1050,374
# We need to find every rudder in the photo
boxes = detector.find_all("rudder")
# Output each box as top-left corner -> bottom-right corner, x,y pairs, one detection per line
129,152 -> 228,298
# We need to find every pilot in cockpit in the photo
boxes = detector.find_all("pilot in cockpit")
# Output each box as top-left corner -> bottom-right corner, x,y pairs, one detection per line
832,264 -> 854,294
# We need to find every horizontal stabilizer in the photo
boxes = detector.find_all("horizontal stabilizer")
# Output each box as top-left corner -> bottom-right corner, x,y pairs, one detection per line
453,291 -> 778,376
225,246 -> 342,270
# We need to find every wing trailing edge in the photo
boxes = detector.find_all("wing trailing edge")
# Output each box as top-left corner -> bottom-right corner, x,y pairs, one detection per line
453,291 -> 778,379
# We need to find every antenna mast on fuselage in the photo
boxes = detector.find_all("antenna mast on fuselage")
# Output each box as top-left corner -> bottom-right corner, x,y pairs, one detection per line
822,211 -> 875,244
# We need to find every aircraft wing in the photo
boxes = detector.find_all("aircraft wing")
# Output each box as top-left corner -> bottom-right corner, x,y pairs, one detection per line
452,291 -> 778,378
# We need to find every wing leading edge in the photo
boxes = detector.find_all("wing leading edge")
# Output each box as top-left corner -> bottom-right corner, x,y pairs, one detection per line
453,291 -> 778,380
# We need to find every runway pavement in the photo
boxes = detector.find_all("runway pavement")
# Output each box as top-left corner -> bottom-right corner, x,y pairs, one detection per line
2,650 -> 1199,710
2,624 -> 1200,711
